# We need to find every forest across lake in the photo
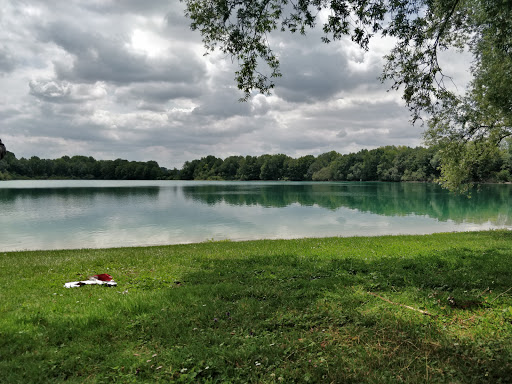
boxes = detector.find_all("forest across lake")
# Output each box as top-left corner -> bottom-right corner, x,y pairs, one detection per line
1,143 -> 512,183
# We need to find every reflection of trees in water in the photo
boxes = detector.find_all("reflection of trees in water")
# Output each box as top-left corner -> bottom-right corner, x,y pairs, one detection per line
182,182 -> 512,225
0,187 -> 161,204
183,184 -> 313,208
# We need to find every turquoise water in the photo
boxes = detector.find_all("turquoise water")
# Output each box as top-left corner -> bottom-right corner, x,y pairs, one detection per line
1,180 -> 510,251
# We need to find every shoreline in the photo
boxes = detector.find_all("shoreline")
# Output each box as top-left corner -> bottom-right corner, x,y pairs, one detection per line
4,228 -> 512,253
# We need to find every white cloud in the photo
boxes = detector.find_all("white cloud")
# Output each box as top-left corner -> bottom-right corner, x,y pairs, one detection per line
0,0 -> 446,169
29,79 -> 108,102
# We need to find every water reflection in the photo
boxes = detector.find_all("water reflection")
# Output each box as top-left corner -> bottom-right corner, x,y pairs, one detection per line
182,182 -> 512,225
0,186 -> 160,201
0,180 -> 510,251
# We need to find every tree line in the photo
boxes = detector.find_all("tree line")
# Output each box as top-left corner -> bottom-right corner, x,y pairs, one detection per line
0,154 -> 175,181
1,144 -> 511,183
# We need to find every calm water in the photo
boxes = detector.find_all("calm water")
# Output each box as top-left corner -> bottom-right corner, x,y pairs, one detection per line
1,180 -> 511,251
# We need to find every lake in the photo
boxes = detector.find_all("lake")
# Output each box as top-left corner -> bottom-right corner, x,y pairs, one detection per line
1,180 -> 511,251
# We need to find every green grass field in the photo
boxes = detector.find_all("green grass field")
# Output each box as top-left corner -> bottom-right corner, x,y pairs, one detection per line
1,231 -> 512,383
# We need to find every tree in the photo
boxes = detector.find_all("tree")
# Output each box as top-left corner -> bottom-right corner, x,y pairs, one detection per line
193,155 -> 224,179
284,155 -> 315,180
184,0 -> 512,192
260,154 -> 289,180
0,139 -> 6,160
180,159 -> 200,180
237,155 -> 263,180
219,155 -> 243,179
307,150 -> 339,180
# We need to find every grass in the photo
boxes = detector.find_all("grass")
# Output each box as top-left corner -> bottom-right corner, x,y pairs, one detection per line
1,230 -> 512,383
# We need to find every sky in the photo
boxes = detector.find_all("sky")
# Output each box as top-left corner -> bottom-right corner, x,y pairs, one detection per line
0,0 -> 471,169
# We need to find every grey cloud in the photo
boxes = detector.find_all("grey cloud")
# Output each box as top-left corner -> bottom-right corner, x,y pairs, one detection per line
255,27 -> 386,104
99,114 -> 261,154
337,129 -> 347,138
170,123 -> 257,145
0,1 -> 425,170
164,3 -> 227,43
250,96 -> 271,116
186,60 -> 262,118
24,0 -> 174,17
192,91 -> 252,118
29,79 -> 106,103
0,107 -> 23,127
349,127 -> 423,147
165,9 -> 192,29
0,46 -> 15,73
29,80 -> 71,101
80,0 -> 173,15
135,102 -> 166,112
38,21 -> 205,85
278,135 -> 336,152
276,52 -> 348,102
12,109 -> 106,143
116,82 -> 202,106
304,99 -> 407,124
256,97 -> 418,153
275,46 -> 382,103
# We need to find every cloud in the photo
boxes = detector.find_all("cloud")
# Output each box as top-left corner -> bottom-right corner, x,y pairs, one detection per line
80,0 -> 174,15
0,46 -> 16,73
0,0 -> 436,169
275,41 -> 382,103
35,21 -> 206,85
115,82 -> 203,109
29,79 -> 107,103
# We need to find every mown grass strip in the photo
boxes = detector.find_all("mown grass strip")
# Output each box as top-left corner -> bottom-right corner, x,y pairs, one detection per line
1,230 -> 512,383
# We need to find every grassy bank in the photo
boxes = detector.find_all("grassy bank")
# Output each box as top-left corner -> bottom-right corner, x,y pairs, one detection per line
1,231 -> 512,383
